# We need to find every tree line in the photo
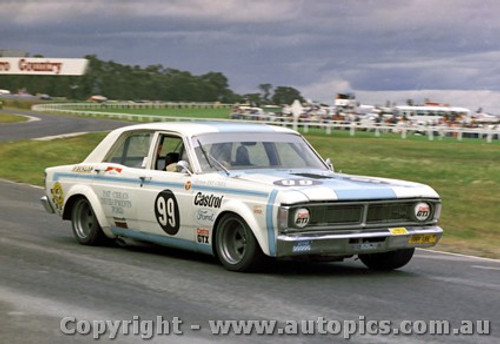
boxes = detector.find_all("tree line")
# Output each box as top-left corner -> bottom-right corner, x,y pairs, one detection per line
0,55 -> 304,105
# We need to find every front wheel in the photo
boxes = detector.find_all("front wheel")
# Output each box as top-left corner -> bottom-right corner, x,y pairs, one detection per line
71,197 -> 107,245
359,248 -> 415,271
215,214 -> 266,272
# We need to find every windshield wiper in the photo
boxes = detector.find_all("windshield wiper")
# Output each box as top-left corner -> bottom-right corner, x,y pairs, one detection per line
196,139 -> 230,176
197,139 -> 213,169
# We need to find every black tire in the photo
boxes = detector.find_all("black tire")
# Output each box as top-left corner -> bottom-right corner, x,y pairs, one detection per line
71,197 -> 107,245
359,248 -> 415,271
215,214 -> 266,272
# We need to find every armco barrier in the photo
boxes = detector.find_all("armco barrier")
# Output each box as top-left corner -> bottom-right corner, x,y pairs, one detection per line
32,102 -> 499,143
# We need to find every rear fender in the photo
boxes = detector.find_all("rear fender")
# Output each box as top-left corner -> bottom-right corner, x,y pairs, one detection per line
63,184 -> 115,239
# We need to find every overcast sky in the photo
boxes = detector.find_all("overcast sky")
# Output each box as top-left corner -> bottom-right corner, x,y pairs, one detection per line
2,0 -> 500,112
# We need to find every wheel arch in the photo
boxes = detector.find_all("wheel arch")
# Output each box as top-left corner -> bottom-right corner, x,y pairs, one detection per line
62,184 -> 115,239
212,201 -> 271,257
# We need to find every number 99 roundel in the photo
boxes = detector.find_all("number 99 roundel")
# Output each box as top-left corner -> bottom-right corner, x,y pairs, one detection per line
154,190 -> 180,235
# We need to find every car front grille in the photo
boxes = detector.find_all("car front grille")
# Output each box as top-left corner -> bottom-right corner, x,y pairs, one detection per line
366,202 -> 415,224
288,199 -> 437,230
310,204 -> 364,225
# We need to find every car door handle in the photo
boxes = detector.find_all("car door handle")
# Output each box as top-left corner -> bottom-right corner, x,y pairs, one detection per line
139,176 -> 152,186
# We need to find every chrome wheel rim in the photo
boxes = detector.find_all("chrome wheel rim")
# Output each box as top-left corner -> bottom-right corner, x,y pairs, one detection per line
220,218 -> 247,264
74,201 -> 95,239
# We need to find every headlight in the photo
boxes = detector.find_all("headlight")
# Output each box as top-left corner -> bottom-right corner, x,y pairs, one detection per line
293,208 -> 310,228
414,202 -> 432,222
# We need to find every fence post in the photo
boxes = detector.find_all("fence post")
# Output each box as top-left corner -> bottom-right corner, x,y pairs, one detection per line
457,130 -> 463,141
350,123 -> 355,136
326,123 -> 331,135
427,128 -> 434,141
401,127 -> 407,139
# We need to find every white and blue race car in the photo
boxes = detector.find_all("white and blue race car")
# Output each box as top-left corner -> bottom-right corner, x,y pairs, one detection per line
41,122 -> 443,271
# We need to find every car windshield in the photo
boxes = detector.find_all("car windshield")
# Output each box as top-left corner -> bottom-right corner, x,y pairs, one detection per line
192,132 -> 327,173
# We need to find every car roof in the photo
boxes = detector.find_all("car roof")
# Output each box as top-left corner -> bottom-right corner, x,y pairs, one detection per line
83,121 -> 300,163
112,121 -> 298,137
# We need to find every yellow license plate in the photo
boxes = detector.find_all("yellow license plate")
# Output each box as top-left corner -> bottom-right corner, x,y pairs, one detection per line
409,234 -> 437,244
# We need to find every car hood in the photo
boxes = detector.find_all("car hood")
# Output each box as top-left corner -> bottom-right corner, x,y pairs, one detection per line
232,170 -> 439,202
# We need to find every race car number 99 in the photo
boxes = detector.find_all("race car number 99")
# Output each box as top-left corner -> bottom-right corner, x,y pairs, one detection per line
155,190 -> 180,235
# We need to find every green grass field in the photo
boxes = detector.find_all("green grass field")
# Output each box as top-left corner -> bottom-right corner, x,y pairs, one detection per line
0,123 -> 498,258
93,106 -> 231,119
0,112 -> 29,123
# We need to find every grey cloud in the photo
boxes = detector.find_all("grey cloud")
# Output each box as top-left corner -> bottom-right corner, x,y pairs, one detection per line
2,0 -> 500,111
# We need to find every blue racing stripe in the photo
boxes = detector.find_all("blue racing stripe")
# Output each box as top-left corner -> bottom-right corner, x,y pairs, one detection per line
192,184 -> 269,198
147,180 -> 185,189
53,172 -> 269,198
111,226 -> 213,254
54,172 -> 139,185
265,189 -> 279,257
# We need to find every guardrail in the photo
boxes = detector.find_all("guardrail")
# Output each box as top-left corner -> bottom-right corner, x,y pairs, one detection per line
32,102 -> 499,143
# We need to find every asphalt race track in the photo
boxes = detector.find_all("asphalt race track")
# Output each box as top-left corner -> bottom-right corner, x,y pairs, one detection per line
0,109 -> 128,142
1,111 -> 499,343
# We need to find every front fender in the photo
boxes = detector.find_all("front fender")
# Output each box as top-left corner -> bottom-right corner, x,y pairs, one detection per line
217,199 -> 272,256
63,184 -> 115,239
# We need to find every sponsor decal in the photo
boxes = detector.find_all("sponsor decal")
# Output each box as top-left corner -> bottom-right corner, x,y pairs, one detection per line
155,190 -> 180,235
72,165 -> 94,173
195,209 -> 215,226
193,192 -> 224,208
184,180 -> 192,191
352,243 -> 379,251
100,190 -> 132,215
389,227 -> 408,235
197,179 -> 226,187
253,205 -> 263,215
292,240 -> 312,253
113,217 -> 128,229
414,202 -> 431,222
196,228 -> 210,244
51,182 -> 64,211
274,179 -> 322,187
105,166 -> 122,174
294,208 -> 310,228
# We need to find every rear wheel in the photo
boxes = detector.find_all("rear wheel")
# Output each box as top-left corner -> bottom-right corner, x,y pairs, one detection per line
215,214 -> 265,272
359,248 -> 415,271
71,197 -> 107,245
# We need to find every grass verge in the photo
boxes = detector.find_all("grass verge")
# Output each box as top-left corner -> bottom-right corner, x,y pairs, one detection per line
92,106 -> 231,119
0,112 -> 30,123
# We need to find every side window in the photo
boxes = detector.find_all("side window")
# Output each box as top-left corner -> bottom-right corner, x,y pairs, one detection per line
155,135 -> 186,171
105,132 -> 153,168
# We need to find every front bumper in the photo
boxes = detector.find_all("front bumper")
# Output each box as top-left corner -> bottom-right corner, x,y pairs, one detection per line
40,196 -> 55,214
275,225 -> 443,257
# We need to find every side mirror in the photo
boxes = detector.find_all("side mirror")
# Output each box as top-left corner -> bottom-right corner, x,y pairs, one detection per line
325,158 -> 335,172
176,160 -> 192,175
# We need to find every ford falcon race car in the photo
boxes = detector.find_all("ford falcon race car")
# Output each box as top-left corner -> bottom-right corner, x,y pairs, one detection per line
41,122 -> 443,272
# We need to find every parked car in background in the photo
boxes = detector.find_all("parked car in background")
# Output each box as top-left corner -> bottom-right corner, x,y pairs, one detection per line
41,122 -> 443,271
